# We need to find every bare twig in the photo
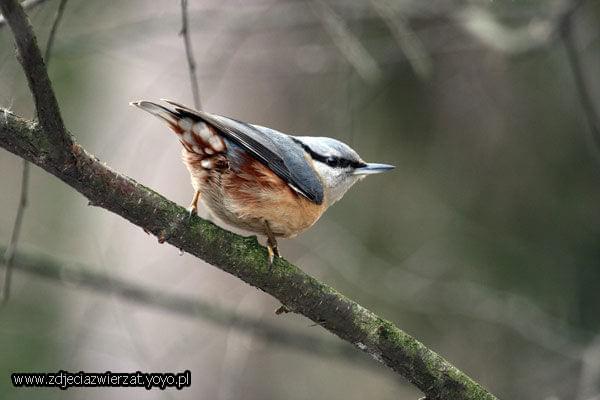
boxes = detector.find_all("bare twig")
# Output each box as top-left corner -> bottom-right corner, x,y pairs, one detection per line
179,0 -> 201,109
0,245 -> 377,368
0,0 -> 50,28
1,160 -> 28,304
0,0 -> 72,160
1,0 -> 68,304
0,1 -> 497,398
43,0 -> 67,63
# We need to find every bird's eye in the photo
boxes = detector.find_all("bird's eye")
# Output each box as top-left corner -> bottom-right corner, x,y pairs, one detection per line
326,156 -> 338,167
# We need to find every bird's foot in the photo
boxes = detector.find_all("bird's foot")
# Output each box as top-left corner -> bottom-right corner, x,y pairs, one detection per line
267,245 -> 274,265
264,220 -> 280,270
187,190 -> 201,221
267,244 -> 278,268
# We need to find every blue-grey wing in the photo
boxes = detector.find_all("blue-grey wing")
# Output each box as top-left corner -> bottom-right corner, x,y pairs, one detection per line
163,101 -> 324,204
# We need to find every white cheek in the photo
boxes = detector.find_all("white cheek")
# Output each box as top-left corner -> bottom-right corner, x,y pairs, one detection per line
313,162 -> 360,206
329,175 -> 360,205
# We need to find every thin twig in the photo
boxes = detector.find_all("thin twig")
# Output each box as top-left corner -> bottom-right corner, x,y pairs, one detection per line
0,245 -> 376,368
0,1 -> 498,397
179,0 -> 201,109
43,0 -> 68,64
1,0 -> 68,305
1,160 -> 28,304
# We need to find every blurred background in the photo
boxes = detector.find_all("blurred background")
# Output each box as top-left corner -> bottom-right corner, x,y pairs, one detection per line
1,0 -> 600,399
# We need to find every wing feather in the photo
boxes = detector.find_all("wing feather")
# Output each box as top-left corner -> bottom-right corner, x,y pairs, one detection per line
161,100 -> 324,204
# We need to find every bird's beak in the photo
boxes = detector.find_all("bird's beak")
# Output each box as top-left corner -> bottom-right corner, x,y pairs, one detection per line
353,163 -> 395,175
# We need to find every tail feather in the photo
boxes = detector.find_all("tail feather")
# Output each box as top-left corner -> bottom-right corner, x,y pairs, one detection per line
130,101 -> 178,125
131,100 -> 226,156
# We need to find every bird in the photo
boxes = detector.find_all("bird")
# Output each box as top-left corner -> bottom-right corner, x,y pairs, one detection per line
130,99 -> 394,264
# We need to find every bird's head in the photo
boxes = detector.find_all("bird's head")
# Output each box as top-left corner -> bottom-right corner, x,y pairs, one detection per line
292,136 -> 394,206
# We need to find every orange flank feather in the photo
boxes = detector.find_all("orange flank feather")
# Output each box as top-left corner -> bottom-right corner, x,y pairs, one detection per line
182,149 -> 326,238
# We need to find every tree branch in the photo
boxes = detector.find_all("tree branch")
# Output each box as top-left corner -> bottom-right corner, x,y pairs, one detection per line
179,0 -> 201,110
2,0 -> 68,304
43,0 -> 67,63
0,0 -> 50,28
0,110 -> 497,399
0,1 -> 498,398
1,159 -> 28,303
0,0 -> 72,163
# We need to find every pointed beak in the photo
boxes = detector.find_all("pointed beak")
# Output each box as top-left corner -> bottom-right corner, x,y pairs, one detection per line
353,163 -> 395,175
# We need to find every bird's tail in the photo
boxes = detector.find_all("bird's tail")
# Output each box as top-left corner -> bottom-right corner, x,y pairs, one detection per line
130,100 -> 225,156
130,100 -> 179,126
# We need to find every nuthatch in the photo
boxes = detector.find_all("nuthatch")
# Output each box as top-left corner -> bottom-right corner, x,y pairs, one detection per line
131,100 -> 394,263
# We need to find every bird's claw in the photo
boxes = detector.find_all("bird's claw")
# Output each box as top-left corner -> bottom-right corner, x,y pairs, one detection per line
264,220 -> 280,270
187,190 -> 201,221
267,244 -> 281,270
187,205 -> 197,220
267,245 -> 275,267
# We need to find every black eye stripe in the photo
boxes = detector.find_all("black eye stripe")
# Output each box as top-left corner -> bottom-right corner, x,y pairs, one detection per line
291,138 -> 366,169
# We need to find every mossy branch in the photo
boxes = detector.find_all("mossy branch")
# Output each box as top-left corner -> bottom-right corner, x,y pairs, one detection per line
0,0 -> 498,398
0,111 -> 497,399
